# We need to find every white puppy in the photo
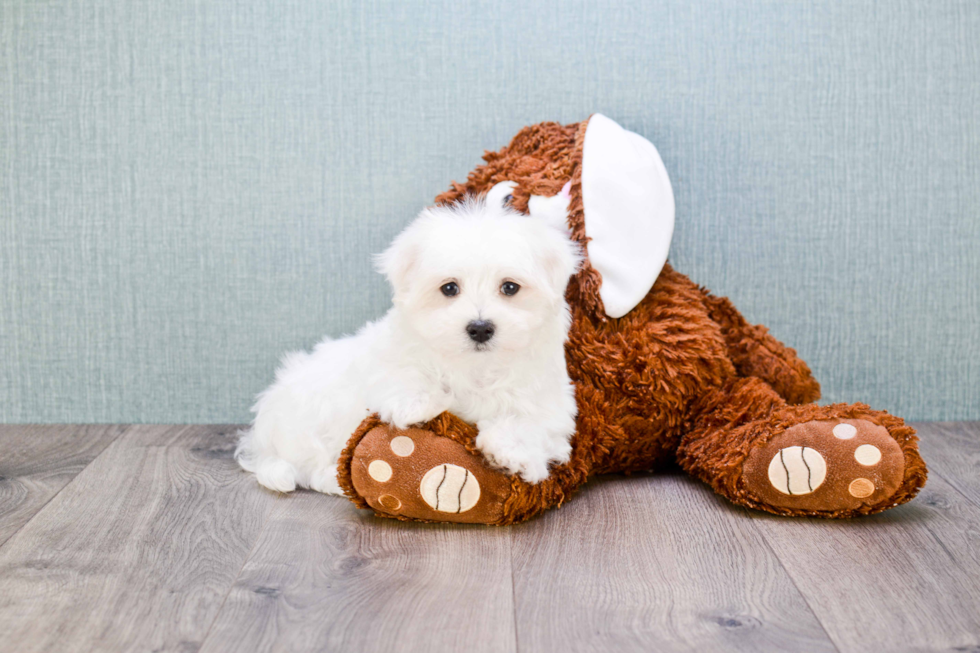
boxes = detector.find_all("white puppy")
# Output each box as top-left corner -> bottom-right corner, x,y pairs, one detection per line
236,198 -> 582,494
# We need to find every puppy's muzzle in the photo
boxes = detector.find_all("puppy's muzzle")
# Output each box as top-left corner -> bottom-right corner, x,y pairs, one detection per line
466,320 -> 495,344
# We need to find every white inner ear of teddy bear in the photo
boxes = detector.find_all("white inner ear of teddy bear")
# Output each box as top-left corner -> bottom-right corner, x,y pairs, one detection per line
581,113 -> 675,319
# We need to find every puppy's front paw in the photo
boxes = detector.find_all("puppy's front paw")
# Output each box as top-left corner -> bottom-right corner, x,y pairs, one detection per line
475,426 -> 570,484
478,445 -> 551,484
515,457 -> 552,485
382,393 -> 448,429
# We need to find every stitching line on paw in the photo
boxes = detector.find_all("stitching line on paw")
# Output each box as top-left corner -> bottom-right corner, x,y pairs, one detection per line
456,469 -> 468,514
779,449 -> 793,496
434,464 -> 447,511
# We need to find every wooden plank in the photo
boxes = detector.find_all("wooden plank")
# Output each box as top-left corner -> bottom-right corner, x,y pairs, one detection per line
0,424 -> 125,547
199,493 -> 516,653
914,421 -> 980,508
0,425 -> 279,653
511,473 -> 836,652
751,472 -> 980,652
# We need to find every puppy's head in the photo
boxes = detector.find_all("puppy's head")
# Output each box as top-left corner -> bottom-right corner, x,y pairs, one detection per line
435,115 -> 675,320
376,198 -> 581,356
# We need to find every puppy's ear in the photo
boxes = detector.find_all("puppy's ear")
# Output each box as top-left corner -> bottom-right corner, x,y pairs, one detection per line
537,225 -> 584,301
374,214 -> 426,296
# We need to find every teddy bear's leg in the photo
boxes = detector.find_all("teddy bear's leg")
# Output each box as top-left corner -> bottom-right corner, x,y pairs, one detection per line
701,292 -> 821,405
676,377 -> 927,517
336,412 -> 592,525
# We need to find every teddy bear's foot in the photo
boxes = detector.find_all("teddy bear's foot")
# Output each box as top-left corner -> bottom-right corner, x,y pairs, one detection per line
341,421 -> 515,524
742,419 -> 907,513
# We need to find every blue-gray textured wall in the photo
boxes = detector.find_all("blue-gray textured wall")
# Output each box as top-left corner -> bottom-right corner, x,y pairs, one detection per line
1,1 -> 978,423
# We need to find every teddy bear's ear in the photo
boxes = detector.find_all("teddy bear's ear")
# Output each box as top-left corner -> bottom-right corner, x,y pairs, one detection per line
580,114 -> 675,318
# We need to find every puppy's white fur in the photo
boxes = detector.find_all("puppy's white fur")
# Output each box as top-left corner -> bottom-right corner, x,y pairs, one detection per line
236,198 -> 582,494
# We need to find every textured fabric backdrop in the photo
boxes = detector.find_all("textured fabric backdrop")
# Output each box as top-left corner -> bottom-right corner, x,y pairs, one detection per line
1,0 -> 978,423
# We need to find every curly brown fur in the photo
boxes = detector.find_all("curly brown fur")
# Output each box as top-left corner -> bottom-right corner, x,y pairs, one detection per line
700,291 -> 821,405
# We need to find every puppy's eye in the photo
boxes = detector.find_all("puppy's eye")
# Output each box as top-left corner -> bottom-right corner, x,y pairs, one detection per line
486,181 -> 517,209
440,282 -> 460,297
500,281 -> 520,296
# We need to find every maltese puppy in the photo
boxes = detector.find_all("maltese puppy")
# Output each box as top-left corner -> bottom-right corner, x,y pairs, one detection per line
236,197 -> 582,495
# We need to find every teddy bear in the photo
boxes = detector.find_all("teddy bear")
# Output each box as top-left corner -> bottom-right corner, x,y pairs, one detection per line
336,114 -> 927,525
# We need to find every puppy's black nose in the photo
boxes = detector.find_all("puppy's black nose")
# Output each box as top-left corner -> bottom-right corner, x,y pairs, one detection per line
466,320 -> 495,344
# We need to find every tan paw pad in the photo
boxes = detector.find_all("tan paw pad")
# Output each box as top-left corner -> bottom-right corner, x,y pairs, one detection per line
854,444 -> 881,466
833,423 -> 857,439
420,464 -> 480,513
767,446 -> 827,495
390,435 -> 415,457
368,459 -> 392,482
379,494 -> 401,510
849,478 -> 875,498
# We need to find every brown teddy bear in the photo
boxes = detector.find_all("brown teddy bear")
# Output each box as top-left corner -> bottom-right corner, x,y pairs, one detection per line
337,114 -> 927,525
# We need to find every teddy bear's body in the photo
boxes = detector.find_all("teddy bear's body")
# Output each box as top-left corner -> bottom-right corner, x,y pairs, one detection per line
337,117 -> 926,525
568,263 -> 790,476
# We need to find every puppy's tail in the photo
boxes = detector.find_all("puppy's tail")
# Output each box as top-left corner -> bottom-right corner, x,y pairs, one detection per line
235,428 -> 298,493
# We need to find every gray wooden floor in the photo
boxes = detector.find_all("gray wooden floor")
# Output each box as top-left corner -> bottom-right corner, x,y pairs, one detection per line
0,424 -> 978,653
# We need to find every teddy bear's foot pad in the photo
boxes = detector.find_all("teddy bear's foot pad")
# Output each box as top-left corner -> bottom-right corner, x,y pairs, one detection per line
348,424 -> 513,524
743,419 -> 905,512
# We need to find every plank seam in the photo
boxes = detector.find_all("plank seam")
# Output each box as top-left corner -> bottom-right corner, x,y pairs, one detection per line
742,507 -> 843,653
508,528 -> 520,653
197,493 -> 280,650
914,422 -> 980,514
926,467 -> 980,513
0,424 -> 130,552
